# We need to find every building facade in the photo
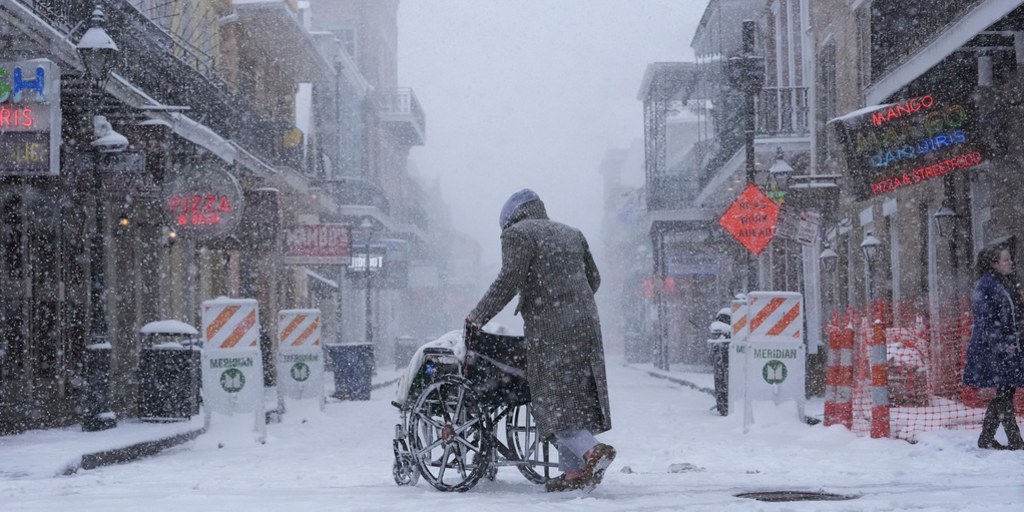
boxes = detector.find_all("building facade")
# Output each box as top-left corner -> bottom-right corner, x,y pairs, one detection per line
0,0 -> 453,433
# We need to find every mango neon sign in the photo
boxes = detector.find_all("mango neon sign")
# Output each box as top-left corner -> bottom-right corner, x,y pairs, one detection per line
870,95 -> 935,127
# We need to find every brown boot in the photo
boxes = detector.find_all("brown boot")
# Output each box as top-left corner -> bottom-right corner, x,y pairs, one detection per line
581,443 -> 617,487
545,472 -> 589,492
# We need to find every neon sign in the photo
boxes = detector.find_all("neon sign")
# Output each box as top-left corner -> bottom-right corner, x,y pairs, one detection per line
161,165 -> 244,240
830,93 -> 982,198
870,151 -> 983,195
0,59 -> 59,177
870,95 -> 935,126
168,194 -> 234,226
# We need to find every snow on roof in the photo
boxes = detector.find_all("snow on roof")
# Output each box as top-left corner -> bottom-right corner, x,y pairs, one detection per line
828,102 -> 895,126
279,308 -> 321,316
203,296 -> 259,306
140,320 -> 199,335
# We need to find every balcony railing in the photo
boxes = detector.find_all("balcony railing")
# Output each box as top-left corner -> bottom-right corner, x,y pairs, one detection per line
378,87 -> 426,146
755,86 -> 809,138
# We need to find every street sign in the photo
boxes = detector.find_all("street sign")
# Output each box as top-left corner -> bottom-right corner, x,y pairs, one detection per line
284,224 -> 351,265
718,183 -> 780,255
277,309 -> 324,409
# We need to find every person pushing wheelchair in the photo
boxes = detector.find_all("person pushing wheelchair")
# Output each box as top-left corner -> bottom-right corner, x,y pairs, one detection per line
466,188 -> 615,492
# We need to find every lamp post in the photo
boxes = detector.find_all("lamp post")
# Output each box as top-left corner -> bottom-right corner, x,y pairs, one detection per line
357,218 -> 378,348
76,4 -> 121,432
861,232 -> 881,302
820,243 -> 839,315
727,20 -> 765,292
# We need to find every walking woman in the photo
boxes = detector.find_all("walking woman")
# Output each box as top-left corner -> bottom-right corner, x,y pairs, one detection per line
964,245 -> 1024,450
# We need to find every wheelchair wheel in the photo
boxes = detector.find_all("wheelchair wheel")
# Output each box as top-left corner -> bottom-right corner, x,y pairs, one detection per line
408,375 -> 492,492
505,403 -> 559,484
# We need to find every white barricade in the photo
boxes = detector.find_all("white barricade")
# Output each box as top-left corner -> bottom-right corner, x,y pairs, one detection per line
727,298 -> 749,416
277,309 -> 324,413
736,292 -> 806,431
200,297 -> 266,443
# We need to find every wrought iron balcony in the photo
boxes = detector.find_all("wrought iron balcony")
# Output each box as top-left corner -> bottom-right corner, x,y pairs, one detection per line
755,86 -> 809,138
378,88 -> 426,146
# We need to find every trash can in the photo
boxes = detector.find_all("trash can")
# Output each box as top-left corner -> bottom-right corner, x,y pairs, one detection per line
137,320 -> 202,421
327,343 -> 374,400
624,330 -> 651,363
394,335 -> 419,370
138,344 -> 201,421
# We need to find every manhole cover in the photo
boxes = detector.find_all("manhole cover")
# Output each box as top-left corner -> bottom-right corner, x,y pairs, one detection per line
736,491 -> 859,502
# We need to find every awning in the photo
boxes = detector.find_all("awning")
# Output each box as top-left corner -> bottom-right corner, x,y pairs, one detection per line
865,0 -> 1020,104
105,73 -> 237,164
304,268 -> 338,290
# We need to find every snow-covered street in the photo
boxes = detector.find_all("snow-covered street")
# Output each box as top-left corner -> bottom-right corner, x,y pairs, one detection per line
2,357 -> 1023,511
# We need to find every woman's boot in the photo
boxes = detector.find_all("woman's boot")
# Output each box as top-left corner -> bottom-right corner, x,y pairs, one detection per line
979,401 -> 1006,450
999,403 -> 1024,450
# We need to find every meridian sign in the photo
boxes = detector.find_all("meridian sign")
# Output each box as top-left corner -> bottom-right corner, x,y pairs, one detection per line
0,59 -> 60,176
830,93 -> 983,199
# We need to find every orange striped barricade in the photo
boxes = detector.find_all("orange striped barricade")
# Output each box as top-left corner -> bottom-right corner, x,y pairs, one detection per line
277,309 -> 324,411
727,298 -> 750,416
200,297 -> 265,441
743,291 -> 806,431
823,323 -> 854,428
869,318 -> 890,438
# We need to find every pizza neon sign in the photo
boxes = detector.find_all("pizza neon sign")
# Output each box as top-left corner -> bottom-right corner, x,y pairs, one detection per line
168,194 -> 233,226
161,165 -> 244,240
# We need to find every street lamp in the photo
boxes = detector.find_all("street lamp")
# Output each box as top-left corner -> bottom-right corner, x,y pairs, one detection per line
819,245 -> 839,273
76,5 -> 118,85
767,148 -> 794,190
77,3 -> 122,432
932,199 -> 958,239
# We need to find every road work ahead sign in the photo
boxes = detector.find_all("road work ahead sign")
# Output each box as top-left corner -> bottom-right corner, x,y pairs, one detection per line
719,183 -> 780,255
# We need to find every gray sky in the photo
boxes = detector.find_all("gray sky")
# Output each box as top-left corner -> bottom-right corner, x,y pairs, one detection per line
397,0 -> 708,267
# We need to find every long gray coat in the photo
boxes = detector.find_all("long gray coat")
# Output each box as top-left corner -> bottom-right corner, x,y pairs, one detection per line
469,199 -> 612,439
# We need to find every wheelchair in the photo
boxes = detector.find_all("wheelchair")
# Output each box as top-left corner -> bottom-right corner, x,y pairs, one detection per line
391,330 -> 560,492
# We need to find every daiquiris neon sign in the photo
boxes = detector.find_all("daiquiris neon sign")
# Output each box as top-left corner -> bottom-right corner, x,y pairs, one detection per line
831,93 -> 983,198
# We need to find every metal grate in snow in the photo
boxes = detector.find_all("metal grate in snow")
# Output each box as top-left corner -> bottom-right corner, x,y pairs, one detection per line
735,490 -> 859,502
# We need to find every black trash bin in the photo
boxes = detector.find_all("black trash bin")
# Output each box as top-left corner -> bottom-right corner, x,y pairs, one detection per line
137,320 -> 202,422
138,342 -> 201,421
624,330 -> 651,363
327,343 -> 374,400
394,336 -> 419,370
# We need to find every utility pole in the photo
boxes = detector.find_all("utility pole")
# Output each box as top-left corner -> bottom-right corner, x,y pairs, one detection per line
727,20 -> 765,292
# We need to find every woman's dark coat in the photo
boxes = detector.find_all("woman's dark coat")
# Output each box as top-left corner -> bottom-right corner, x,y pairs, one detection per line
468,199 -> 611,439
963,272 -> 1024,388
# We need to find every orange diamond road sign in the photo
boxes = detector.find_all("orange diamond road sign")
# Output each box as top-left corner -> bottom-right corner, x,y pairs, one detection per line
719,183 -> 780,255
